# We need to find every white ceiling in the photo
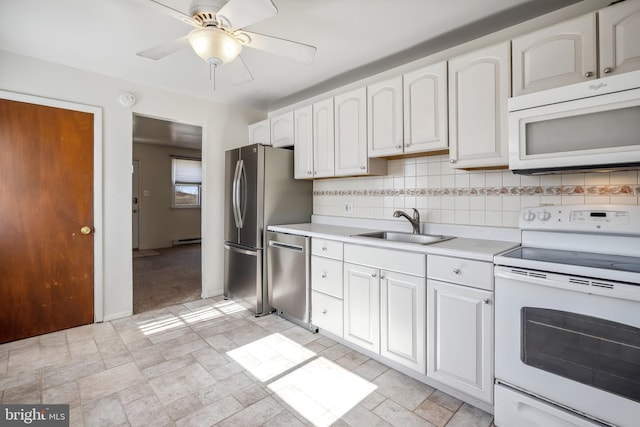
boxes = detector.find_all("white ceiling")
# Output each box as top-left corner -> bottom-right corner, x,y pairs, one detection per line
0,0 -> 579,111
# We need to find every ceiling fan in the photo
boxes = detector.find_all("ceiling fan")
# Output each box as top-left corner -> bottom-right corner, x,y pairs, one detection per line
137,0 -> 317,85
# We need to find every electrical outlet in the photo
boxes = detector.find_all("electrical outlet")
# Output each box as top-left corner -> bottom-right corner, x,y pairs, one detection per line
345,202 -> 354,214
143,190 -> 150,197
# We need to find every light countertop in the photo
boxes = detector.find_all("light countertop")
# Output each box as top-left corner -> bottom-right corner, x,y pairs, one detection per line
268,223 -> 519,262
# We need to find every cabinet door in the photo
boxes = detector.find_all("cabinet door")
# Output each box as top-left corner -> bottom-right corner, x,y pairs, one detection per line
270,111 -> 294,147
313,98 -> 335,178
599,0 -> 640,77
368,77 -> 404,157
380,270 -> 425,374
427,279 -> 493,404
312,291 -> 343,337
343,262 -> 380,353
334,87 -> 368,176
293,105 -> 313,179
512,13 -> 596,96
448,42 -> 510,169
403,61 -> 448,153
248,119 -> 271,145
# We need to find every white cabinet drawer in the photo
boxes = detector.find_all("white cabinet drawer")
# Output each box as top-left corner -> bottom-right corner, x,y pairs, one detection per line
311,238 -> 343,259
344,244 -> 425,277
312,291 -> 343,337
311,256 -> 343,298
427,255 -> 493,290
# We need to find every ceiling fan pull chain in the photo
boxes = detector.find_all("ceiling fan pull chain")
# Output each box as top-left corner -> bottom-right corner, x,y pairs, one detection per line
208,61 -> 217,91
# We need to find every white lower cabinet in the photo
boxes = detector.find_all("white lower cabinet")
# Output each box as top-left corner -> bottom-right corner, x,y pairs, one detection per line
343,245 -> 426,374
343,263 -> 380,353
380,270 -> 426,374
426,279 -> 494,403
312,290 -> 343,337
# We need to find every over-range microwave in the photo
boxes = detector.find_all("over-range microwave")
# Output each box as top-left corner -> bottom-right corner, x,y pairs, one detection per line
508,70 -> 640,175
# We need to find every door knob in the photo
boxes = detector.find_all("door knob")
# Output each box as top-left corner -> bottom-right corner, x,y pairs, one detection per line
80,226 -> 93,235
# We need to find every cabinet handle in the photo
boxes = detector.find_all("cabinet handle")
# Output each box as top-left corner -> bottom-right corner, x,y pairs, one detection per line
405,143 -> 411,147
372,273 -> 377,278
360,166 -> 366,170
453,268 -> 461,275
395,144 -> 402,149
483,298 -> 491,304
380,274 -> 385,279
321,246 -> 327,251
449,159 -> 456,163
584,71 -> 594,78
322,309 -> 327,314
603,67 -> 613,74
321,272 -> 327,278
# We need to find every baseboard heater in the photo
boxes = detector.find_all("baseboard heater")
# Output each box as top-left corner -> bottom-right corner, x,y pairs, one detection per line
172,238 -> 201,246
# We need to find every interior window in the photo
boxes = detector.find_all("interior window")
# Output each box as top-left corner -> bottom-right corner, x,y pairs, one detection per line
172,157 -> 202,208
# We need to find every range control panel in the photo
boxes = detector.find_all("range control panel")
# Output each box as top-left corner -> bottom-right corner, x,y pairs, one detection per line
520,205 -> 640,234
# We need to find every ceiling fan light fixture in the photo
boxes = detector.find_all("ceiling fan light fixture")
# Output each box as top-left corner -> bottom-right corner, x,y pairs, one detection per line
188,27 -> 242,65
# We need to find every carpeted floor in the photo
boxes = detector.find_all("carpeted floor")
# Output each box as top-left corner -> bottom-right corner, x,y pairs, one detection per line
133,244 -> 202,314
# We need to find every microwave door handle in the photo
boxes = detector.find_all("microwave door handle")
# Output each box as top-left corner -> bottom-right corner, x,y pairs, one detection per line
232,160 -> 241,228
238,159 -> 247,228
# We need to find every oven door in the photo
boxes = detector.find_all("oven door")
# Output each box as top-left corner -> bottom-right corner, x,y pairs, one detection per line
495,266 -> 640,427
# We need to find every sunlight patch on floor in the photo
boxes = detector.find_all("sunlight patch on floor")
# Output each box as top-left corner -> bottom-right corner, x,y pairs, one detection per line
227,333 -> 376,426
138,306 -> 225,335
227,333 -> 316,382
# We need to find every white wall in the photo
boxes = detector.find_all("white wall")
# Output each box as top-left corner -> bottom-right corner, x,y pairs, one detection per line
0,51 -> 266,321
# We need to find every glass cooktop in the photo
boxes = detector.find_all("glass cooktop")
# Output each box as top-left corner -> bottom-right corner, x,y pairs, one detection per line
502,247 -> 640,274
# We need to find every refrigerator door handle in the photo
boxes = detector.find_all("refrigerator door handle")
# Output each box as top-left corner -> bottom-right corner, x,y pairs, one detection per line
224,243 -> 258,257
232,160 -> 241,228
238,159 -> 247,228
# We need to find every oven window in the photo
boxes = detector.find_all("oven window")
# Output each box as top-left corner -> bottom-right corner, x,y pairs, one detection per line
521,308 -> 640,403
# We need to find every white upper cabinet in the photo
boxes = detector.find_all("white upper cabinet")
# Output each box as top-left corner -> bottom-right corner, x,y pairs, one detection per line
368,76 -> 404,157
599,0 -> 640,77
270,111 -> 294,148
334,87 -> 369,176
512,13 -> 596,96
403,61 -> 448,154
448,42 -> 510,169
248,119 -> 270,145
293,105 -> 313,179
313,98 -> 335,178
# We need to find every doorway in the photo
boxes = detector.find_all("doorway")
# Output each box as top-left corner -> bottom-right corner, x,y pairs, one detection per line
131,114 -> 203,313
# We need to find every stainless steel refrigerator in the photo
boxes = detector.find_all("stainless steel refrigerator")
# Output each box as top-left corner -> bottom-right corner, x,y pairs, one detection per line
224,144 -> 312,316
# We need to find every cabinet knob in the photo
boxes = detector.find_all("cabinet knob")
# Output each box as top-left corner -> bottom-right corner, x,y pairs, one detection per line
380,274 -> 385,279
453,268 -> 461,275
603,67 -> 613,74
322,309 -> 327,314
449,159 -> 456,163
483,298 -> 491,304
372,273 -> 377,278
395,144 -> 402,149
360,166 -> 366,170
321,246 -> 327,251
405,143 -> 411,147
321,272 -> 327,278
584,71 -> 594,78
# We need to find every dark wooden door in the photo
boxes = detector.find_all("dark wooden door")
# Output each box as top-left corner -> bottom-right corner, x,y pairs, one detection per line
0,98 -> 94,344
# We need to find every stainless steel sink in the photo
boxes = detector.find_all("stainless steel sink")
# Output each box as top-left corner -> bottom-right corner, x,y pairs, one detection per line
353,231 -> 455,245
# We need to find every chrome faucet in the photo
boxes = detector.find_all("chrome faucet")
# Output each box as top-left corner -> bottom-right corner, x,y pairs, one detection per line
393,208 -> 421,234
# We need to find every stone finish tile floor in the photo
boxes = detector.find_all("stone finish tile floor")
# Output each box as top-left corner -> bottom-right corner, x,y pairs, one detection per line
0,297 -> 495,427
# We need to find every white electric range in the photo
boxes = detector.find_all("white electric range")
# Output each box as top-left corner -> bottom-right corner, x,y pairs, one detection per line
493,205 -> 640,427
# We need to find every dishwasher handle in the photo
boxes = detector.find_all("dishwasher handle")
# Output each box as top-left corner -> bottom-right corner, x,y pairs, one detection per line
268,240 -> 304,252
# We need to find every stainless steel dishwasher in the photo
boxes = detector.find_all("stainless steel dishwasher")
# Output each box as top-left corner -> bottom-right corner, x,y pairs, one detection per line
266,231 -> 313,328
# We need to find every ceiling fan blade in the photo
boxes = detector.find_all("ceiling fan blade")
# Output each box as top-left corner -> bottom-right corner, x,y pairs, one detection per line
238,31 -> 316,64
136,35 -> 190,60
225,55 -> 254,85
146,0 -> 200,27
216,0 -> 277,30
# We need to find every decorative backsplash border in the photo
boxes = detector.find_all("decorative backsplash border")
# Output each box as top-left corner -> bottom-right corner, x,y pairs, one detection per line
314,184 -> 640,197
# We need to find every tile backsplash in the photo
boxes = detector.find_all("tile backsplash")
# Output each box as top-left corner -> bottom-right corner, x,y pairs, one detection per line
313,155 -> 640,228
